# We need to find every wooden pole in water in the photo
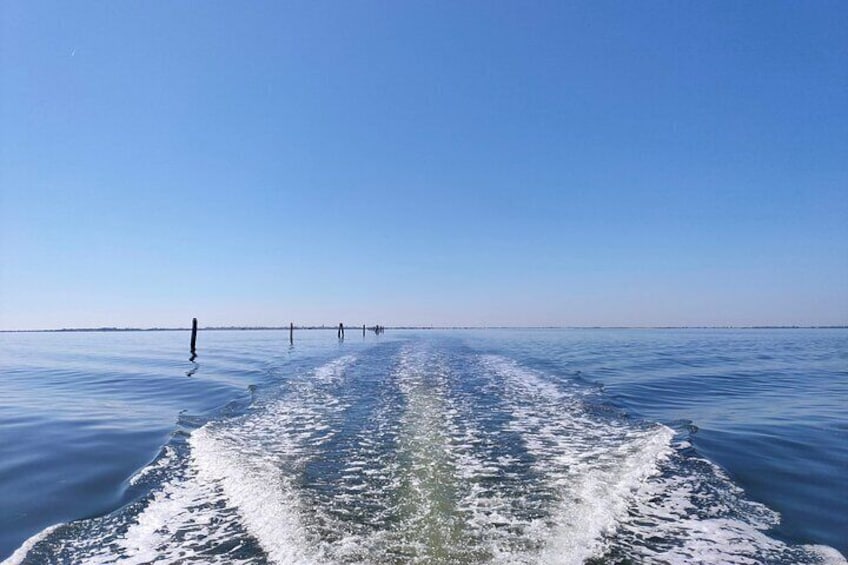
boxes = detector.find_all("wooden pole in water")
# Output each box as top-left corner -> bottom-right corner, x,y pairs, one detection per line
362,324 -> 366,337
190,318 -> 198,352
338,322 -> 344,340
290,322 -> 294,345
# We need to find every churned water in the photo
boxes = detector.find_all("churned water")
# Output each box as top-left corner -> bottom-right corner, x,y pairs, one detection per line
0,329 -> 845,564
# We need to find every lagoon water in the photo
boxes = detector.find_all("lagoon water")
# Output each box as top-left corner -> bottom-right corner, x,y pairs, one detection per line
0,329 -> 846,564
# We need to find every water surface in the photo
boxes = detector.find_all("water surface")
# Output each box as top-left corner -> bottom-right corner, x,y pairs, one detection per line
0,329 -> 845,563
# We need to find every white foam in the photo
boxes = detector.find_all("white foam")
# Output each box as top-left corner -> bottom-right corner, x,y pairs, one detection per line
614,454 -> 848,564
807,545 -> 848,565
89,354 -> 356,564
127,445 -> 175,486
477,350 -> 848,565
188,424 -> 318,564
8,347 -> 844,564
1,524 -> 62,565
481,354 -> 675,564
313,355 -> 356,382
485,353 -> 846,564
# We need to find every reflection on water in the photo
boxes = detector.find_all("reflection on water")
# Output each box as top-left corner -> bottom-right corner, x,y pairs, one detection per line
186,353 -> 198,377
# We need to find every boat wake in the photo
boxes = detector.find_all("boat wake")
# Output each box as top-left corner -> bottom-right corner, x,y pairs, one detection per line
6,343 -> 845,564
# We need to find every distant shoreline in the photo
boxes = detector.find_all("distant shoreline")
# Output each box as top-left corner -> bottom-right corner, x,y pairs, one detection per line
2,325 -> 846,333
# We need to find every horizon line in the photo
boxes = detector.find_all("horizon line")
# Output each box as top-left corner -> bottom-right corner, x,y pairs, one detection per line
2,324 -> 847,333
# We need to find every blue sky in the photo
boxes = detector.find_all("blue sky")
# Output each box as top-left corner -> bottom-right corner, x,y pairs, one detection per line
1,1 -> 846,329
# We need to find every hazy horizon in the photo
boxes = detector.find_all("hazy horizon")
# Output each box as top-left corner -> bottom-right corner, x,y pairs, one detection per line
5,323 -> 848,334
2,2 -> 846,331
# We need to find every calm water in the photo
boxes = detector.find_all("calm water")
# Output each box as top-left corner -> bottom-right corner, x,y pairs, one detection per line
0,329 -> 845,564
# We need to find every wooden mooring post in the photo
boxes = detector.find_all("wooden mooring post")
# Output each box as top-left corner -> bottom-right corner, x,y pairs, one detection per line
290,322 -> 294,345
190,318 -> 198,353
338,322 -> 345,340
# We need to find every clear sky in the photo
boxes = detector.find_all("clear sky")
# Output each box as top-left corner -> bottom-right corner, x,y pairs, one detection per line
1,1 -> 846,329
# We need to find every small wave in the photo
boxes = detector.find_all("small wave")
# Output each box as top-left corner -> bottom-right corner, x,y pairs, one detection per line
480,354 -> 675,564
127,445 -> 176,487
604,449 -> 847,564
1,524 -> 62,565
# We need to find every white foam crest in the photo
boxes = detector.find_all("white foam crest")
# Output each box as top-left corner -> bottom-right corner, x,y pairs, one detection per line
114,453 -> 250,564
612,450 -> 847,564
127,445 -> 176,487
94,354 -> 356,564
8,441 -> 258,563
808,545 -> 848,565
479,356 -> 846,565
183,354 -> 359,563
481,354 -> 675,564
189,424 -> 318,564
1,524 -> 62,565
313,355 -> 356,382
541,427 -> 674,564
